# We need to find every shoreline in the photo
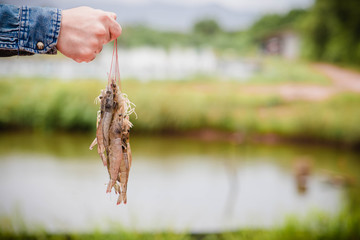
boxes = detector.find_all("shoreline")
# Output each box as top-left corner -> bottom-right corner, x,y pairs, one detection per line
1,127 -> 359,151
133,128 -> 360,151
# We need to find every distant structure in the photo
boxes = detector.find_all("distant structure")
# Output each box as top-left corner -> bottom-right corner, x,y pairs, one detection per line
260,30 -> 300,60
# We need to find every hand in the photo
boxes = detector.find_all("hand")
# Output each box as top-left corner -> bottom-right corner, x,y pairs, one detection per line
57,6 -> 122,63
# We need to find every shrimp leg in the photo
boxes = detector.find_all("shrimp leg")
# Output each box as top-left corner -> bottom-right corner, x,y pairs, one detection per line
96,118 -> 107,166
89,138 -> 97,150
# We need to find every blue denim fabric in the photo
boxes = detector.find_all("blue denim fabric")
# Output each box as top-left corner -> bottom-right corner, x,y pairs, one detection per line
0,4 -> 61,56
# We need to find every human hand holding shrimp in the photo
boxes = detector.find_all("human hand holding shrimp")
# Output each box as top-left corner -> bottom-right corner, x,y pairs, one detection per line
57,6 -> 122,63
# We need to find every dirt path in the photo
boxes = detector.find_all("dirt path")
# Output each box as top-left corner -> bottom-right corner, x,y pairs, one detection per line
243,84 -> 335,101
312,63 -> 360,92
242,63 -> 360,101
313,63 -> 360,92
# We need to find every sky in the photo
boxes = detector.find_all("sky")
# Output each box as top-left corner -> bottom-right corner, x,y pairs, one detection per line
1,0 -> 314,13
1,0 -> 315,30
114,0 -> 314,13
38,0 -> 314,13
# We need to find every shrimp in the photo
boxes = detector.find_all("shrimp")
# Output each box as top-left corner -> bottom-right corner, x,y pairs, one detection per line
96,117 -> 107,166
122,116 -> 132,169
102,86 -> 114,149
106,87 -> 123,193
106,120 -> 122,193
114,183 -> 121,194
127,141 -> 132,168
89,63 -> 136,205
89,94 -> 103,150
89,91 -> 107,166
116,114 -> 133,204
119,149 -> 129,204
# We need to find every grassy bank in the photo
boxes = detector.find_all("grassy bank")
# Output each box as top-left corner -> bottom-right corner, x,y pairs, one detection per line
0,76 -> 360,146
1,206 -> 359,240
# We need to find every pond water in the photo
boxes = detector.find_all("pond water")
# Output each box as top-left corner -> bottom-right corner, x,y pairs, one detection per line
0,133 -> 358,233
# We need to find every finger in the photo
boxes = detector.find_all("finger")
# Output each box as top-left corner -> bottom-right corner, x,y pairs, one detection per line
108,12 -> 117,20
95,46 -> 103,54
86,55 -> 96,63
99,30 -> 111,45
108,19 -> 122,41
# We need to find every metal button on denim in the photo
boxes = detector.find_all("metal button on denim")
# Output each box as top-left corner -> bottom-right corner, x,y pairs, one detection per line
36,42 -> 44,50
0,5 -> 61,56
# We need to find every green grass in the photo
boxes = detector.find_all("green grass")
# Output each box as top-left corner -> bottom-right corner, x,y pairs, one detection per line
0,75 -> 359,146
249,57 -> 330,84
1,206 -> 359,240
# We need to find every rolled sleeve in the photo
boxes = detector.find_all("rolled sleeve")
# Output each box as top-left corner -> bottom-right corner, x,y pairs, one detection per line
0,4 -> 62,56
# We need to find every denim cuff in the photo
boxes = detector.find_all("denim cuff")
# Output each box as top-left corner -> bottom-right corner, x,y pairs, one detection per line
18,6 -> 62,54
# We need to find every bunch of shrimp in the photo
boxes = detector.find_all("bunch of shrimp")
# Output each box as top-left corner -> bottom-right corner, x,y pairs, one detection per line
89,76 -> 135,205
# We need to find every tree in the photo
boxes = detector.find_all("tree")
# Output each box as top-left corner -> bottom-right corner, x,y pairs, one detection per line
248,9 -> 306,41
193,19 -> 222,36
302,0 -> 360,64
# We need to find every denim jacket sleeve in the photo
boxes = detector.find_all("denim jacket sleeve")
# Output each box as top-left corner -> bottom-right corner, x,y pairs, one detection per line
0,4 -> 62,57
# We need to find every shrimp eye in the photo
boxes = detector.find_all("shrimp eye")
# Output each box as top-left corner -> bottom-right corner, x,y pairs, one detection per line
99,96 -> 103,99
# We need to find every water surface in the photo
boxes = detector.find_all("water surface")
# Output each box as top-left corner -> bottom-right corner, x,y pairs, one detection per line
0,133 -> 357,233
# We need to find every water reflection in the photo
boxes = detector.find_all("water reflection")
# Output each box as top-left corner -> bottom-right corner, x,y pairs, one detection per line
293,158 -> 312,194
224,155 -> 239,218
0,133 -> 357,233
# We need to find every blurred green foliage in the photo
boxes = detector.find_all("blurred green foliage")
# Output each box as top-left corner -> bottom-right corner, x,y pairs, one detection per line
1,207 -> 359,239
118,9 -> 306,55
249,57 -> 329,84
118,25 -> 186,49
193,19 -> 222,36
118,24 -> 255,55
301,0 -> 360,65
118,0 -> 360,66
0,79 -> 99,131
248,9 -> 306,41
0,58 -> 359,146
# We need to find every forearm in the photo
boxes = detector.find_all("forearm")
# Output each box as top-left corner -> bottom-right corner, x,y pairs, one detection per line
0,5 -> 121,62
0,4 -> 61,57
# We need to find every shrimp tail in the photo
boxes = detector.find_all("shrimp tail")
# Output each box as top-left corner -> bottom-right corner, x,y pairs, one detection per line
106,179 -> 116,193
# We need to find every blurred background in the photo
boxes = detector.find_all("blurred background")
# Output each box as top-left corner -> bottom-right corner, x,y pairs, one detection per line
0,0 -> 360,239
